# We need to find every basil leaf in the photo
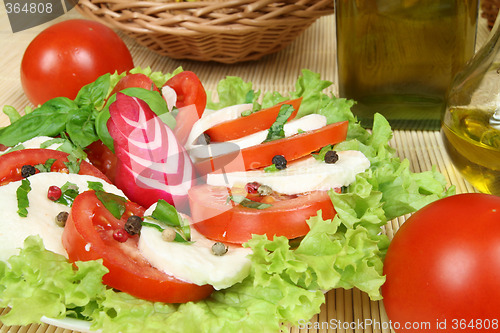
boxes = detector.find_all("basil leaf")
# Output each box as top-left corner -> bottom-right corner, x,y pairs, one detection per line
228,195 -> 272,209
264,164 -> 280,173
64,155 -> 81,174
87,181 -> 105,192
34,158 -> 56,173
3,105 -> 22,123
16,179 -> 31,217
95,191 -> 127,219
55,182 -> 80,207
74,73 -> 111,110
66,107 -> 98,148
151,200 -> 181,228
0,97 -> 76,147
39,138 -> 67,149
264,104 -> 295,142
145,200 -> 192,242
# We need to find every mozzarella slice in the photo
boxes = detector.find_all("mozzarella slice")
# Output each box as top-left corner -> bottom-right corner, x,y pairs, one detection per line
185,103 -> 253,150
206,150 -> 370,195
1,136 -> 65,154
138,205 -> 252,290
0,172 -> 125,261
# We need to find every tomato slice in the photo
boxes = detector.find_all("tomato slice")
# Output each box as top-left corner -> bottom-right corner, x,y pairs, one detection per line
189,184 -> 336,244
85,140 -> 118,183
163,71 -> 207,118
195,120 -> 349,174
205,97 -> 303,142
63,190 -> 214,303
0,148 -> 109,185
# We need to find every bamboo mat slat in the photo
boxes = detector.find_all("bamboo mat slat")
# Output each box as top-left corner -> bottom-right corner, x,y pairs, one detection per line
0,5 -> 490,333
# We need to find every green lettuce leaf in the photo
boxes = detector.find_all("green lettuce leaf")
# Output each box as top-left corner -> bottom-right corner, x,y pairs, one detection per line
0,236 -> 107,326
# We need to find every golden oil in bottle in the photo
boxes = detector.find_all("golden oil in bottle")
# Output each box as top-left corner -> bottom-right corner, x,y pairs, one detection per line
441,107 -> 500,195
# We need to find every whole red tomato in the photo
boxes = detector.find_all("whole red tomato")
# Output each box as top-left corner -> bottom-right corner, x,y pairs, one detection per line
382,193 -> 500,332
20,19 -> 134,106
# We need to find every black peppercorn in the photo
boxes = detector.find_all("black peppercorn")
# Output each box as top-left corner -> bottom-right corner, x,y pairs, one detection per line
125,215 -> 143,235
21,165 -> 37,178
271,155 -> 287,170
324,150 -> 339,164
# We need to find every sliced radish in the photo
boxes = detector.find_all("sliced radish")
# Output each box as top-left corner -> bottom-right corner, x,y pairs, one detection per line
107,93 -> 195,210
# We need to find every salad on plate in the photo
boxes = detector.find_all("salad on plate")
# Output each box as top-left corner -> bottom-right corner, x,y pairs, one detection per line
0,67 -> 454,332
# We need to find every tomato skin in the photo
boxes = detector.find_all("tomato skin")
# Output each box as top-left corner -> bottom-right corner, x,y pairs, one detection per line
163,71 -> 207,118
85,140 -> 118,183
21,19 -> 134,106
189,184 -> 336,244
382,193 -> 500,332
205,97 -> 303,142
110,73 -> 160,96
0,148 -> 109,185
63,191 -> 214,303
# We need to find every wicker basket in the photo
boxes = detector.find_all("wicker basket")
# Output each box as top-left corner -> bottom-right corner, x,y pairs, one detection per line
76,0 -> 335,64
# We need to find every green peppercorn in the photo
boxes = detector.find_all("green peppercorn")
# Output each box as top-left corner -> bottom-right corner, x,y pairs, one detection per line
212,242 -> 228,256
125,215 -> 142,235
55,211 -> 69,227
21,165 -> 36,178
324,150 -> 339,164
257,184 -> 273,196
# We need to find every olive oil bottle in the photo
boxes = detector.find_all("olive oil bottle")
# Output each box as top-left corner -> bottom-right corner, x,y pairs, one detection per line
442,108 -> 500,195
442,9 -> 500,195
335,0 -> 479,130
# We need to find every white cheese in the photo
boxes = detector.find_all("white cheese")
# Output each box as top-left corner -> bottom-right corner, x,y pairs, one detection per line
0,136 -> 64,154
206,150 -> 370,195
138,205 -> 252,290
185,103 -> 253,151
0,172 -> 125,261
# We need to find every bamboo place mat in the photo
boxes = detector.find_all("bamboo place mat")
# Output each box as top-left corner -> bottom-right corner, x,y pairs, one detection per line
0,5 -> 491,333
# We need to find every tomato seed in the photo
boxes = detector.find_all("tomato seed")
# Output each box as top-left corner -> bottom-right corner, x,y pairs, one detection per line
47,185 -> 62,201
113,229 -> 129,242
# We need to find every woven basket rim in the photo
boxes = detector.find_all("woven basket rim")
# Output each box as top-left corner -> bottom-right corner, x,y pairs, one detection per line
76,0 -> 335,63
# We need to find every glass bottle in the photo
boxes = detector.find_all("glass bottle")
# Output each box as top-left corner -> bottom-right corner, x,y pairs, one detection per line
335,0 -> 479,130
441,11 -> 500,195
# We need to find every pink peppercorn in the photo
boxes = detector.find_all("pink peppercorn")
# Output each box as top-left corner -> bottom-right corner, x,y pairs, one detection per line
113,229 -> 129,242
47,185 -> 62,201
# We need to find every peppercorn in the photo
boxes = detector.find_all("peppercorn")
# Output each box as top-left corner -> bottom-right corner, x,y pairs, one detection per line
47,185 -> 62,201
161,228 -> 177,242
113,229 -> 129,242
324,150 -> 339,164
125,215 -> 142,235
55,211 -> 69,227
212,242 -> 228,256
271,155 -> 287,170
257,184 -> 273,196
21,165 -> 36,178
245,182 -> 261,194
